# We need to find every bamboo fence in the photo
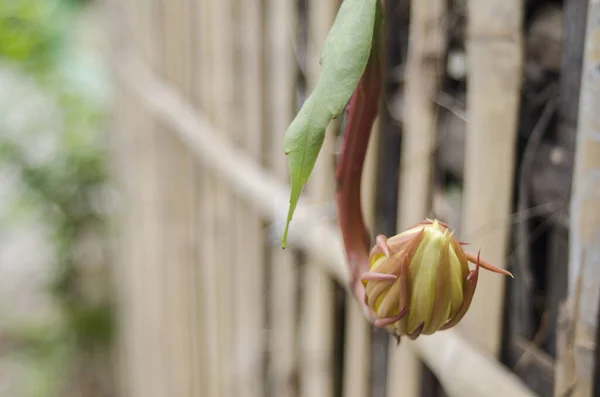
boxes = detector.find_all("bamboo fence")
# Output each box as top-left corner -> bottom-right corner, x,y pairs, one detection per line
106,0 -> 600,396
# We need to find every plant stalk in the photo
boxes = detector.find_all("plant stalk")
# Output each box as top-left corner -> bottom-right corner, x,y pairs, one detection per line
335,25 -> 383,320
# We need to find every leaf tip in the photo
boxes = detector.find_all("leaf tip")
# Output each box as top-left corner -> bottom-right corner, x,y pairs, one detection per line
281,225 -> 289,249
281,188 -> 300,250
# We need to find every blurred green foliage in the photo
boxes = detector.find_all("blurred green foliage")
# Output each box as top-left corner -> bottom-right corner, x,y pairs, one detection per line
0,0 -> 69,70
0,0 -> 113,395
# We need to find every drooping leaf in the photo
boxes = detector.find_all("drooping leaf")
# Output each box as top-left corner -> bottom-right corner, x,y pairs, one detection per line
282,0 -> 379,247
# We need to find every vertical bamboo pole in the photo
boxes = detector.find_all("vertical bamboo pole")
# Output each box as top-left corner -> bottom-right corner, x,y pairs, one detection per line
106,9 -> 132,394
343,299 -> 371,397
300,1 -> 338,397
460,0 -> 523,355
342,122 -> 379,397
119,1 -> 168,396
159,0 -> 196,395
389,0 -> 446,395
156,134 -> 195,396
187,171 -> 205,397
208,1 -> 238,395
398,0 -> 446,226
235,0 -> 266,395
128,99 -> 163,397
193,0 -> 221,396
111,3 -> 137,396
185,3 -> 207,389
109,57 -> 147,397
107,78 -> 131,397
267,0 -> 299,396
556,1 -> 600,395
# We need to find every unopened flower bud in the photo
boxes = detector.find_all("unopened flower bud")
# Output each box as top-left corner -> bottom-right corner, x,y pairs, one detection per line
361,219 -> 513,340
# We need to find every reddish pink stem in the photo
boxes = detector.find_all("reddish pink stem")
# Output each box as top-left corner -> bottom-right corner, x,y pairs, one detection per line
335,41 -> 383,320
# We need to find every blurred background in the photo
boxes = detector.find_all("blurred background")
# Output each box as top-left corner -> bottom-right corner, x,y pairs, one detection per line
0,0 -> 597,397
0,0 -> 112,396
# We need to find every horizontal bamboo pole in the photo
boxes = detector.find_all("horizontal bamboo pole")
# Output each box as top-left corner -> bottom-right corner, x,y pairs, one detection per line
114,49 -> 538,397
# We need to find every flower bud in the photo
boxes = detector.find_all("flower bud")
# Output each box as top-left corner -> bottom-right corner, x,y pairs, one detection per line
361,219 -> 512,340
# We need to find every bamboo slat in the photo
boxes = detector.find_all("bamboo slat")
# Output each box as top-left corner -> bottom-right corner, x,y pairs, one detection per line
389,0 -> 447,395
267,0 -> 299,396
398,0 -> 446,227
109,70 -> 144,397
188,179 -> 206,397
342,121 -> 379,397
185,3 -> 206,391
193,1 -> 220,396
343,302 -> 371,397
158,135 -> 195,396
300,2 -> 338,397
123,1 -> 167,396
461,0 -> 523,355
130,99 -> 164,397
108,3 -> 136,396
208,1 -> 238,396
160,1 -> 197,396
555,1 -> 600,395
235,0 -> 266,395
106,75 -> 129,397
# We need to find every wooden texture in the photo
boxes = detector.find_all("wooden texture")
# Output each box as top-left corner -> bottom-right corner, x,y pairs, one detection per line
235,0 -> 266,396
343,301 -> 371,397
116,1 -> 166,396
160,1 -> 197,396
556,1 -> 600,395
409,331 -> 538,397
389,0 -> 446,395
190,1 -> 214,396
114,44 -> 538,396
266,1 -> 299,397
108,0 -> 553,395
460,0 -> 523,355
210,1 -> 238,396
397,0 -> 446,226
194,2 -> 222,396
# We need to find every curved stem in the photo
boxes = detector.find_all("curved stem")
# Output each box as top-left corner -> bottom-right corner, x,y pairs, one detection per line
335,15 -> 383,319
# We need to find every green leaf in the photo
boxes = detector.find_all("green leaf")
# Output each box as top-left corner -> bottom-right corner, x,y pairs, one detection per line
281,0 -> 379,247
